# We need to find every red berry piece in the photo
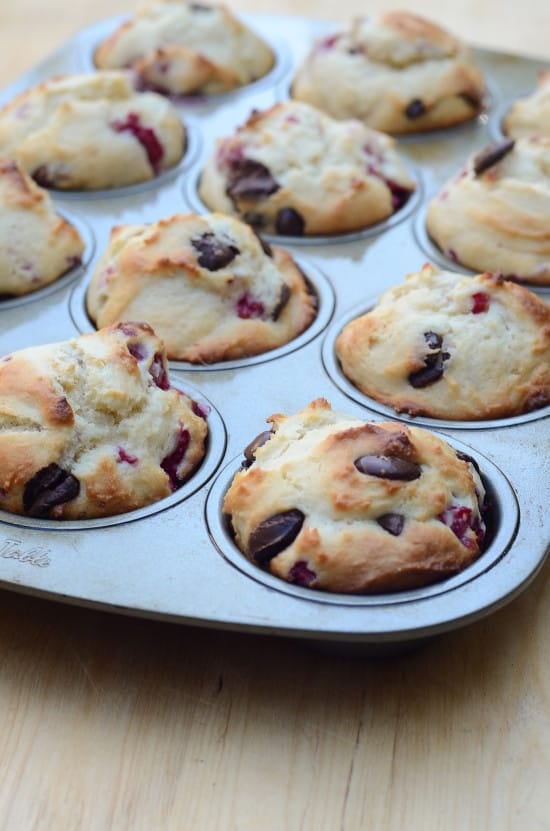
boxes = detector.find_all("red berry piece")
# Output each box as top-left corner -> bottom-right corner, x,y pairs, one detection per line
471,292 -> 490,314
111,112 -> 164,174
161,427 -> 190,490
236,292 -> 265,319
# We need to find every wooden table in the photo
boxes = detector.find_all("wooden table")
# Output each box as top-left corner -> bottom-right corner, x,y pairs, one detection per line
0,2 -> 549,828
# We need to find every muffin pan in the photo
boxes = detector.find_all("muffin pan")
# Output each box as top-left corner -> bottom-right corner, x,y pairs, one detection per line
0,13 -> 548,649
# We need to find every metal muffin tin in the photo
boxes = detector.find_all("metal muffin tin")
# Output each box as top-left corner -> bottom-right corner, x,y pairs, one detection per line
0,14 -> 548,650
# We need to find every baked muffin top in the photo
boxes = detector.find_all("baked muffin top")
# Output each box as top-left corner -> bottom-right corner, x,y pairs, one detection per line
86,212 -> 317,363
199,100 -> 416,236
94,0 -> 274,95
0,322 -> 208,519
335,263 -> 550,420
0,72 -> 185,190
291,10 -> 485,134
502,71 -> 550,139
0,158 -> 84,296
426,137 -> 550,285
224,398 -> 487,593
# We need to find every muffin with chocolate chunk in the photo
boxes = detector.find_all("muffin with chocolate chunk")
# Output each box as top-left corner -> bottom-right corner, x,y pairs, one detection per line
0,323 -> 208,519
199,101 -> 415,236
335,264 -> 550,420
502,71 -> 550,139
86,212 -> 317,363
0,158 -> 84,297
291,11 -> 485,134
94,0 -> 274,96
223,398 -> 487,594
0,72 -> 185,190
426,137 -> 550,285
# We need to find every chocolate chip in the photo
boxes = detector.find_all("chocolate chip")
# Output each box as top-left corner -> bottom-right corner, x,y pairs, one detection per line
272,284 -> 290,321
354,455 -> 421,481
408,331 -> 450,389
23,463 -> 80,518
377,513 -> 405,536
275,208 -> 305,236
248,509 -> 305,565
405,98 -> 426,119
242,430 -> 273,468
226,159 -> 280,202
32,165 -> 55,188
243,212 -> 265,229
473,139 -> 515,176
191,232 -> 240,271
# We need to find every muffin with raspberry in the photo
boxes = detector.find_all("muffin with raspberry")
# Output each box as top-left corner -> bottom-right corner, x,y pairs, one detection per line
426,137 -> 550,285
94,0 -> 274,96
0,323 -> 208,519
335,264 -> 550,420
86,212 -> 317,363
0,158 -> 84,297
502,71 -> 550,139
199,101 -> 416,236
291,11 -> 485,134
0,72 -> 185,190
224,398 -> 488,594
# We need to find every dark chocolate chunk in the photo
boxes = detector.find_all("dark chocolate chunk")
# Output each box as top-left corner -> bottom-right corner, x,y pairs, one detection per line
248,509 -> 305,565
271,284 -> 291,321
191,232 -> 240,271
473,139 -> 515,176
408,331 -> 450,389
377,513 -> 405,536
354,455 -> 421,481
459,92 -> 482,109
32,165 -> 55,188
23,463 -> 80,518
252,228 -> 273,257
405,98 -> 426,119
242,430 -> 273,468
455,450 -> 481,477
275,207 -> 305,236
243,212 -> 266,229
226,159 -> 280,202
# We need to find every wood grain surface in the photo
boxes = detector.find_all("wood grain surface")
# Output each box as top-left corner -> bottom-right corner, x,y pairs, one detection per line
0,2 -> 549,829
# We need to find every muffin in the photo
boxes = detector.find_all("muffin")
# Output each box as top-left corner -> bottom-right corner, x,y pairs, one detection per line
0,322 -> 208,519
94,0 -> 274,96
86,212 -> 317,363
291,11 -> 485,134
223,398 -> 487,594
199,101 -> 416,236
502,71 -> 550,139
0,72 -> 185,190
426,137 -> 550,285
0,158 -> 84,297
335,264 -> 550,420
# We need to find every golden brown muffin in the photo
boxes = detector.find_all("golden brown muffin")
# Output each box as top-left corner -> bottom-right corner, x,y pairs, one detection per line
0,158 -> 84,296
335,264 -> 550,420
86,212 -> 317,363
503,71 -> 550,139
94,0 -> 274,95
0,72 -> 185,190
426,137 -> 550,285
199,101 -> 415,236
291,11 -> 485,134
224,398 -> 488,594
0,322 -> 208,519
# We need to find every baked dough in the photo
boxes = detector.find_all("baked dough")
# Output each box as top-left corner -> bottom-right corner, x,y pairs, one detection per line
224,398 -> 487,593
0,322 -> 208,519
502,71 -> 550,139
335,264 -> 550,420
0,72 -> 185,190
199,101 -> 416,236
94,0 -> 274,95
291,11 -> 485,134
426,137 -> 550,285
86,212 -> 317,363
0,158 -> 84,296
